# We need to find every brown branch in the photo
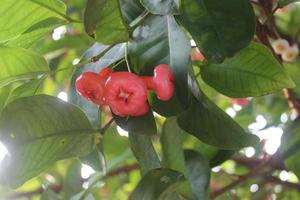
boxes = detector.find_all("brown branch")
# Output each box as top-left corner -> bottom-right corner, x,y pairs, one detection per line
4,163 -> 139,200
232,154 -> 286,171
256,17 -> 300,119
211,157 -> 272,199
103,163 -> 139,179
283,88 -> 300,118
99,117 -> 114,135
263,175 -> 300,190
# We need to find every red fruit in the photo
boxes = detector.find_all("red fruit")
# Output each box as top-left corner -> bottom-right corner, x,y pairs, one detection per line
75,72 -> 106,105
141,64 -> 175,101
230,98 -> 250,107
103,72 -> 149,117
99,67 -> 114,79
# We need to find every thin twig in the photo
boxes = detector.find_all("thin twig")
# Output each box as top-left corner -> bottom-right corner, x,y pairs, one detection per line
129,10 -> 150,32
211,157 -> 272,199
256,17 -> 300,118
98,118 -> 114,135
4,163 -> 139,200
263,175 -> 300,190
53,45 -> 115,74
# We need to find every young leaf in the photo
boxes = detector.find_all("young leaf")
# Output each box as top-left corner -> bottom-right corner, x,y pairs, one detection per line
84,0 -> 129,44
177,0 -> 255,62
201,43 -> 295,97
0,0 -> 67,43
131,168 -> 185,200
140,0 -> 180,15
128,15 -> 191,115
0,95 -> 96,187
0,46 -> 49,87
7,18 -> 66,48
8,78 -> 44,103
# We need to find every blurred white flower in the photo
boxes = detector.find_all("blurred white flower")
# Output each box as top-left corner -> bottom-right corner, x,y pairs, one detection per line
272,39 -> 289,54
282,44 -> 299,62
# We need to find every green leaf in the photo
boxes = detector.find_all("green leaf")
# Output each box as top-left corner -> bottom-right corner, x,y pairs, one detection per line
37,34 -> 93,55
113,110 -> 159,175
161,117 -> 187,176
84,0 -> 129,44
0,46 -> 49,88
201,43 -> 295,97
80,142 -> 106,172
0,95 -> 95,187
276,6 -> 300,41
177,71 -> 259,150
71,191 -> 96,200
177,0 -> 255,62
7,18 -> 65,48
129,132 -> 161,175
140,0 -> 180,14
120,0 -> 144,24
80,43 -> 126,72
209,150 -> 235,168
129,15 -> 191,116
41,189 -> 61,200
0,0 -> 67,42
8,78 -> 44,103
278,0 -> 300,7
285,61 -> 300,96
0,84 -> 17,113
102,127 -> 130,163
178,95 -> 258,149
184,150 -> 210,200
79,110 -> 106,172
131,168 -> 185,200
183,132 -> 234,167
147,91 -> 183,117
64,161 -> 84,199
113,111 -> 157,135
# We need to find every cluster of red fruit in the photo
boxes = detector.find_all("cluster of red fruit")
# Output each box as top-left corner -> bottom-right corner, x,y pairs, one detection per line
75,64 -> 175,117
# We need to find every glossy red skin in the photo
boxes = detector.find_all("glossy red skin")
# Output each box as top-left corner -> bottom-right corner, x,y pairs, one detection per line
142,64 -> 175,101
75,72 -> 106,105
99,67 -> 114,79
104,72 -> 149,117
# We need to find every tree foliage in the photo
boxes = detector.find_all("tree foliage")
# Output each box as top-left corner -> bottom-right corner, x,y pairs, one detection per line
0,0 -> 300,199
